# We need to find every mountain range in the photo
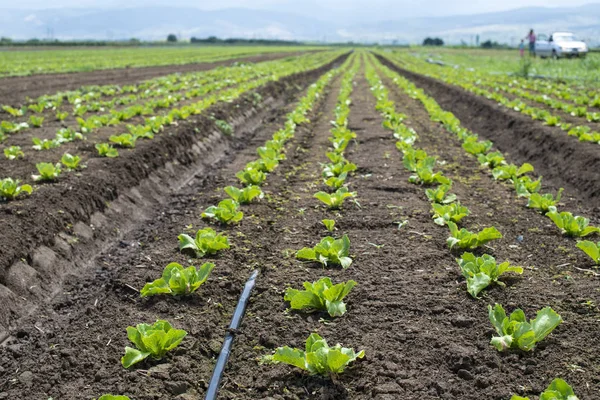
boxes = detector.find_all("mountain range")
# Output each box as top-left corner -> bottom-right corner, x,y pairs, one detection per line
1,3 -> 600,46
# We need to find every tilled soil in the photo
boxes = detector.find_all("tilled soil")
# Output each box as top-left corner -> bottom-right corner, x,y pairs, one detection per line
0,57 -> 599,400
0,51 -> 315,105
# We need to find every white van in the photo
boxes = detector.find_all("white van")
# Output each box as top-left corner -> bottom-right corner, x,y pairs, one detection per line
534,32 -> 588,58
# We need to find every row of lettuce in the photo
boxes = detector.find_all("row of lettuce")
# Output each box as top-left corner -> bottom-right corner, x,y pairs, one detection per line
96,53 -> 365,399
392,51 -> 600,145
0,52 -> 343,202
366,52 -> 583,400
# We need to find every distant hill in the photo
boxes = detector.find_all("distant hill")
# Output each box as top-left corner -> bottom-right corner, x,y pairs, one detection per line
1,4 -> 600,46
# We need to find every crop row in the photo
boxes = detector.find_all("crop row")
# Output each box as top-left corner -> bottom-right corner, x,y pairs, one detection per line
93,54 -> 354,399
0,52 -> 343,201
366,53 -> 584,399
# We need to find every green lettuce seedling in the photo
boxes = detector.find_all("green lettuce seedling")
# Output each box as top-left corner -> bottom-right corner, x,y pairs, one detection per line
121,320 -> 187,368
32,162 -> 61,181
576,240 -> 600,265
284,277 -> 357,317
297,235 -> 352,269
141,262 -> 215,297
432,202 -> 470,226
246,158 -> 279,173
425,184 -> 457,204
547,211 -> 600,237
0,178 -> 33,201
98,395 -> 131,400
322,219 -> 335,232
488,303 -> 562,351
462,139 -> 493,155
447,221 -> 502,250
408,157 -> 450,185
236,167 -> 267,185
511,378 -> 578,400
32,137 -> 59,151
477,151 -> 505,168
457,253 -> 523,298
96,143 -> 119,158
514,176 -> 543,198
29,115 -> 44,128
178,227 -> 230,257
4,146 -> 24,160
2,105 -> 25,117
110,133 -> 137,148
324,172 -> 348,189
55,128 -> 83,144
527,188 -> 563,214
314,187 -> 356,209
321,161 -> 357,178
56,111 -> 69,121
402,149 -> 429,172
264,333 -> 364,376
224,185 -> 263,204
61,153 -> 82,171
492,163 -> 534,181
202,199 -> 243,224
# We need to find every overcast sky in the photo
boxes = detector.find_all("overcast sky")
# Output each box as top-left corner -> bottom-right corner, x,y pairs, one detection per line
3,0 -> 598,19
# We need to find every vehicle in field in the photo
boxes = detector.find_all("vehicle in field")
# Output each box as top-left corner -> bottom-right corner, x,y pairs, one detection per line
534,32 -> 588,58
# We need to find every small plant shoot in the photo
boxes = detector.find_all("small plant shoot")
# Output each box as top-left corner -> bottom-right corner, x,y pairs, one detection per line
121,320 -> 187,368
446,221 -> 502,250
284,277 -> 357,317
178,227 -> 230,257
202,199 -> 243,224
457,253 -> 523,298
140,262 -> 215,297
296,234 -> 352,269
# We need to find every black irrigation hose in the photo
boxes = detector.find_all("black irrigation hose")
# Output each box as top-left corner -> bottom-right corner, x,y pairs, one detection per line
205,269 -> 259,400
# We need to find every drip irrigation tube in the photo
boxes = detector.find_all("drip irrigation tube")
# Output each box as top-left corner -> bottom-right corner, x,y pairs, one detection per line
205,269 -> 259,400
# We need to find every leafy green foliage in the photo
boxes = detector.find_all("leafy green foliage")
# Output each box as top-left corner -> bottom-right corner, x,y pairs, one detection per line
4,146 -> 24,160
576,240 -> 600,265
98,395 -> 131,400
110,133 -> 137,148
32,162 -> 61,181
140,262 -> 214,297
55,111 -> 69,121
492,163 -> 534,181
321,161 -> 357,178
314,187 -> 356,209
322,219 -> 335,232
547,211 -> 600,237
446,221 -> 502,250
284,277 -> 357,317
457,253 -> 523,297
121,320 -> 187,368
96,143 -> 119,158
55,128 -> 83,144
431,202 -> 470,226
425,184 -> 457,204
324,172 -> 348,189
215,119 -> 233,136
2,105 -> 25,117
408,157 -> 450,185
0,178 -> 32,200
462,139 -> 492,155
488,303 -> 562,351
29,115 -> 44,128
178,227 -> 230,257
60,153 -> 82,171
527,188 -> 563,214
202,199 -> 243,224
32,137 -> 59,151
296,235 -> 352,269
514,176 -> 543,197
224,185 -> 263,204
236,167 -> 267,186
477,151 -> 505,168
511,378 -> 579,400
264,333 -> 364,376
402,148 -> 428,172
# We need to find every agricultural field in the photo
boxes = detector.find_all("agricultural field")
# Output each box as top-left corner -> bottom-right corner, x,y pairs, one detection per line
0,46 -> 599,400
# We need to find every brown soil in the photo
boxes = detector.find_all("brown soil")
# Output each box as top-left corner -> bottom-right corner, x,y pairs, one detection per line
0,56 -> 599,400
376,55 -> 600,209
0,51 -> 315,105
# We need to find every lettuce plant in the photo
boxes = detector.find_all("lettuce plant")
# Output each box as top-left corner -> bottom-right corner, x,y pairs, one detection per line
264,333 -> 364,376
29,115 -> 44,128
127,124 -> 154,140
314,187 -> 356,209
4,146 -> 24,160
527,188 -> 563,214
296,235 -> 352,269
96,143 -> 119,158
547,211 -> 600,237
425,184 -> 456,204
457,253 -> 523,298
477,151 -> 505,168
61,153 -> 82,171
32,163 -> 61,181
98,395 -> 130,400
321,161 -> 357,178
576,241 -> 600,265
488,303 -> 562,351
110,133 -> 137,148
284,277 -> 357,317
141,262 -> 214,297
462,139 -> 493,155
178,227 -> 230,257
324,172 -> 348,189
121,320 -> 187,368
408,157 -> 450,185
514,176 -> 543,197
236,167 -> 267,186
224,185 -> 263,204
431,202 -> 470,226
0,178 -> 33,200
492,163 -> 534,181
511,378 -> 578,400
447,221 -> 502,250
246,158 -> 279,173
55,128 -> 83,144
32,137 -> 59,151
402,149 -> 429,172
202,199 -> 243,224
322,219 -> 335,232
2,105 -> 25,117
56,111 -> 69,121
